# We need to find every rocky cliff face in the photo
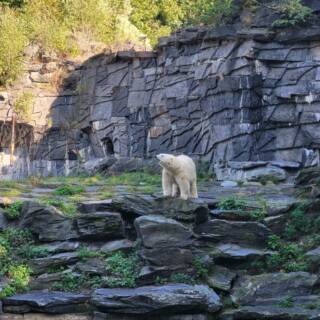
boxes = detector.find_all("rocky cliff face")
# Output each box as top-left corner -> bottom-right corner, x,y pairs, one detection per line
2,3 -> 320,179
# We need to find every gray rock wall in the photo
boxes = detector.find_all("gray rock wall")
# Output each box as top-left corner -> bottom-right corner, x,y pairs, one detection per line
4,24 -> 320,179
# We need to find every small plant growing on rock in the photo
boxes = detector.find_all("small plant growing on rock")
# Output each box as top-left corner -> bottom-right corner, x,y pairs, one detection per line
77,246 -> 102,260
105,252 -> 141,288
39,198 -> 77,217
217,197 -> 247,210
278,296 -> 294,308
192,257 -> 209,280
54,184 -> 85,196
169,273 -> 195,284
4,200 -> 24,220
0,264 -> 31,298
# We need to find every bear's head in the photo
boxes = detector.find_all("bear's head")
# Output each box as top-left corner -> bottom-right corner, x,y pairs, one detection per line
156,153 -> 179,172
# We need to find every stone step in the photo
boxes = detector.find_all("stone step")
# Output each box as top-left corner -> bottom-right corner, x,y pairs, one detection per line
220,305 -> 320,320
91,284 -> 222,315
2,291 -> 90,314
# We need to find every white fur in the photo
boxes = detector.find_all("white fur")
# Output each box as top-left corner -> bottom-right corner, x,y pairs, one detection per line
156,153 -> 198,200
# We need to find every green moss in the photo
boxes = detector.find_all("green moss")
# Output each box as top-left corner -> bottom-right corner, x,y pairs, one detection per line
4,200 -> 24,220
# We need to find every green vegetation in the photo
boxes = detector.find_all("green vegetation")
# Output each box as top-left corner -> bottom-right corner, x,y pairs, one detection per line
77,246 -> 102,260
53,184 -> 85,196
105,252 -> 141,288
39,198 -> 78,217
0,228 -> 33,297
131,0 -> 236,46
249,199 -> 267,221
14,92 -> 33,121
284,205 -> 320,241
52,271 -> 102,292
169,272 -> 195,284
0,0 -> 240,85
217,197 -> 247,210
272,0 -> 313,28
0,7 -> 27,85
3,200 -> 23,220
192,257 -> 209,280
278,297 -> 294,308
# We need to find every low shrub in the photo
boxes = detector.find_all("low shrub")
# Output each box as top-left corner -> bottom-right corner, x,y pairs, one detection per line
4,200 -> 24,220
53,184 -> 85,196
105,252 -> 141,288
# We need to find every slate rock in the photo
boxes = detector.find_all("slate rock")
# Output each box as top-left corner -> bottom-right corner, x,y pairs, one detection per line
134,215 -> 192,248
30,252 -> 79,275
100,239 -> 134,254
20,202 -> 78,242
2,291 -> 90,314
231,272 -> 318,306
75,257 -> 106,275
77,200 -> 113,214
112,195 -> 209,224
222,305 -> 320,320
211,243 -> 272,262
207,265 -> 236,292
91,284 -> 222,315
140,246 -> 193,268
244,166 -> 287,182
76,212 -> 123,240
194,219 -> 271,247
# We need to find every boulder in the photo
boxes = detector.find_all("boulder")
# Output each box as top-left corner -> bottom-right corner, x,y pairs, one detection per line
211,243 -> 272,262
207,265 -> 236,292
30,252 -> 79,275
77,200 -> 113,214
74,257 -> 107,275
194,219 -> 271,247
2,291 -> 90,314
112,195 -> 209,224
20,202 -> 78,242
231,272 -> 318,306
91,284 -> 222,315
100,239 -> 134,254
140,246 -> 193,268
134,215 -> 192,248
76,212 -> 123,240
221,305 -> 320,320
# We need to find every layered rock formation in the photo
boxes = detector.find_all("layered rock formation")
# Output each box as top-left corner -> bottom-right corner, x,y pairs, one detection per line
2,2 -> 320,180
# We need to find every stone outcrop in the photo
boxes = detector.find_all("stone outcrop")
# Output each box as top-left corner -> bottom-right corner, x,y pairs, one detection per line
2,2 -> 320,180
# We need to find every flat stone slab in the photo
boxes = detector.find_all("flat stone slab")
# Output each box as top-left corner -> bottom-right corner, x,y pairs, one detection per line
30,252 -> 80,275
2,291 -> 90,314
112,194 -> 209,224
207,265 -> 236,292
221,305 -> 320,320
91,284 -> 222,315
194,219 -> 271,247
211,243 -> 272,261
134,215 -> 192,248
231,272 -> 319,306
77,200 -> 113,213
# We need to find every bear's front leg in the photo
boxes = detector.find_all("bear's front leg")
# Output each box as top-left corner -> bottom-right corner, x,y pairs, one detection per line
176,176 -> 190,200
162,169 -> 173,197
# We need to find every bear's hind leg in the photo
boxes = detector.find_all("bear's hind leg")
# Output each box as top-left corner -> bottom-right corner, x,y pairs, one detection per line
172,182 -> 179,197
176,176 -> 190,200
162,169 -> 173,197
190,181 -> 198,198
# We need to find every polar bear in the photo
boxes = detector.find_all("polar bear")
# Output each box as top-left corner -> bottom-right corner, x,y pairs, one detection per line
156,153 -> 198,200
